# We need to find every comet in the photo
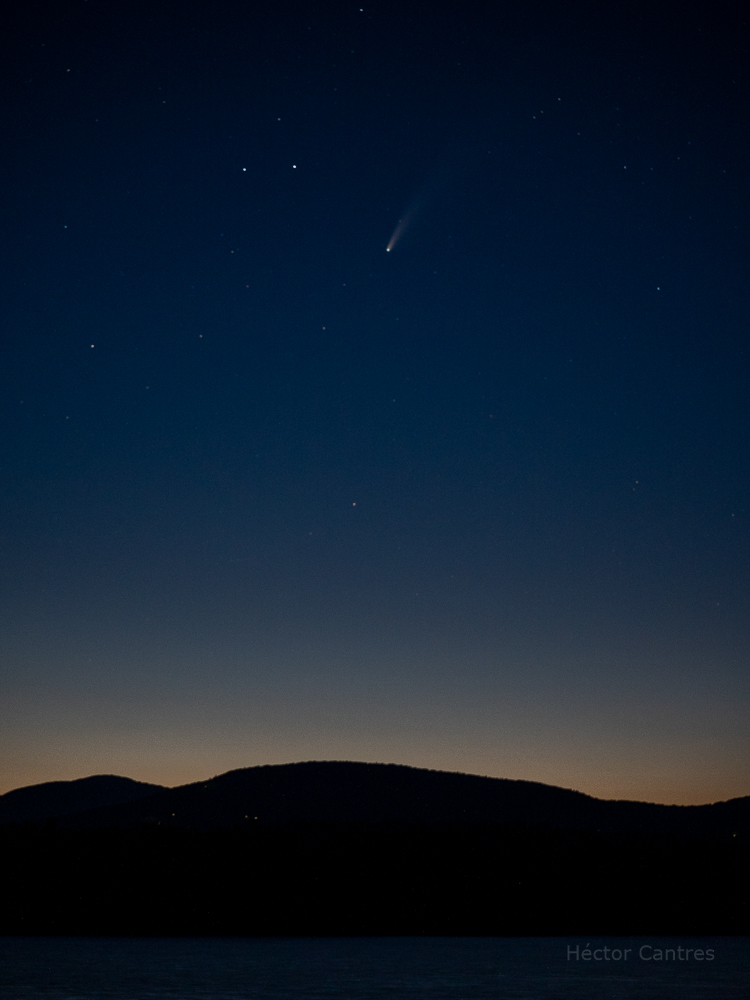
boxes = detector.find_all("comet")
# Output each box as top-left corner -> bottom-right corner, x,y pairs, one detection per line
386,213 -> 411,252
386,165 -> 449,252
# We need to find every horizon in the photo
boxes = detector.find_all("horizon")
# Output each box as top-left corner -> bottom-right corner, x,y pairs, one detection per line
2,758 -> 747,808
1,0 -> 748,810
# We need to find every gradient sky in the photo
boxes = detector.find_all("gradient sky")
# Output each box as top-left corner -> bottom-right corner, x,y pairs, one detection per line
1,0 -> 748,804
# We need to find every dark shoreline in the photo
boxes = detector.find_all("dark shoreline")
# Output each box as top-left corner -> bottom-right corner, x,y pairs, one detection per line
3,819 -> 747,936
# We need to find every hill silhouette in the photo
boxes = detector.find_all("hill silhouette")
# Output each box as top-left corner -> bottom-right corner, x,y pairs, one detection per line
1,761 -> 747,936
1,760 -> 747,837
0,774 -> 163,825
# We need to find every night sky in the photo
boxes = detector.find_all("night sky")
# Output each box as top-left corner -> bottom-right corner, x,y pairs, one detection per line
2,0 -> 748,804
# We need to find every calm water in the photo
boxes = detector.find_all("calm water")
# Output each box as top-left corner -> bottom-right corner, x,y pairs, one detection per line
0,937 -> 747,999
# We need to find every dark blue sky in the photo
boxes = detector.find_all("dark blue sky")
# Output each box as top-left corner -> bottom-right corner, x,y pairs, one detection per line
1,0 -> 748,802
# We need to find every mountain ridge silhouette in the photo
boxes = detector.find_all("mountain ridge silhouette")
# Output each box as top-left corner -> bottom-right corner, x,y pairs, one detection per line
2,761 -> 747,935
2,760 -> 747,838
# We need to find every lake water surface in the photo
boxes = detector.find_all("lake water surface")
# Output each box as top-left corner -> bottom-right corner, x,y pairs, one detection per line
1,936 -> 746,999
